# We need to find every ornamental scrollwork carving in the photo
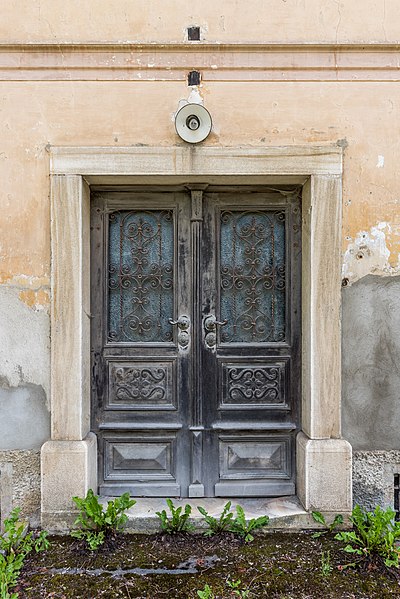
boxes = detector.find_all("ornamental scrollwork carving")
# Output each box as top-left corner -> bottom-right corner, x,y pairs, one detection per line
113,366 -> 168,402
226,365 -> 282,404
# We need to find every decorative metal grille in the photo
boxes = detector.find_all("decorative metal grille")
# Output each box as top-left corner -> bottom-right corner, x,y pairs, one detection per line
220,210 -> 286,343
108,210 -> 174,343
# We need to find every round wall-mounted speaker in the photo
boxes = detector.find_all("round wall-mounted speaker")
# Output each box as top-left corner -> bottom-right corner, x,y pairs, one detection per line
175,103 -> 212,144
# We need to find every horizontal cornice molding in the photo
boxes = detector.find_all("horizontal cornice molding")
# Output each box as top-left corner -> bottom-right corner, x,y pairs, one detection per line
49,144 -> 343,177
1,43 -> 400,81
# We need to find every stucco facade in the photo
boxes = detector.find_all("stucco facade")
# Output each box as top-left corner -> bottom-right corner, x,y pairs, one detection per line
0,1 -> 399,527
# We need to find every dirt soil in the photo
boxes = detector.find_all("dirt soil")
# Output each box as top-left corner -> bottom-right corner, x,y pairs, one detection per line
16,531 -> 400,598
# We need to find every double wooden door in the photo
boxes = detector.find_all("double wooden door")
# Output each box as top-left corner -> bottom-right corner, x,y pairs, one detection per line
91,188 -> 301,497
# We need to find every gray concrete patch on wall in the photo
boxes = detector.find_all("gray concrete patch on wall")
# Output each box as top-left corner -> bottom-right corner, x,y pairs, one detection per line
0,383 -> 50,450
0,286 -> 50,401
342,274 -> 400,451
0,286 -> 50,525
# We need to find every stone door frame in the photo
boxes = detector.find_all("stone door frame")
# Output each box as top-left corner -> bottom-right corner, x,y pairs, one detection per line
41,145 -> 352,529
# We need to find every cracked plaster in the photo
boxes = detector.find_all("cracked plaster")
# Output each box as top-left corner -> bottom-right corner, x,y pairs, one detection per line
342,222 -> 400,286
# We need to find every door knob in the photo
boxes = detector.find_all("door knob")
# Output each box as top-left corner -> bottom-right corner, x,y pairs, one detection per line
204,315 -> 227,332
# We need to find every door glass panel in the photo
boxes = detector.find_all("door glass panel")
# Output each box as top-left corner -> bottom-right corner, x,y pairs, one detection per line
108,210 -> 174,343
220,210 -> 286,343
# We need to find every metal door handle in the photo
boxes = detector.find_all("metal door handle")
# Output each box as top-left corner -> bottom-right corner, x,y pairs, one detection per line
169,315 -> 190,330
204,315 -> 227,332
204,315 -> 227,348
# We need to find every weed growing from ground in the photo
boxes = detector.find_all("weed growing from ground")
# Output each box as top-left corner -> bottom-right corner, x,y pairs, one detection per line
320,550 -> 333,577
335,504 -> 400,568
71,489 -> 136,550
156,498 -> 194,534
196,578 -> 250,599
226,576 -> 250,597
197,501 -> 234,536
0,508 -> 49,599
230,505 -> 269,542
311,511 -> 343,538
197,584 -> 215,598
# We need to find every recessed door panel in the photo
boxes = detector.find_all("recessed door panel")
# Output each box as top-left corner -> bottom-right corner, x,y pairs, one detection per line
220,359 -> 290,410
106,359 -> 177,410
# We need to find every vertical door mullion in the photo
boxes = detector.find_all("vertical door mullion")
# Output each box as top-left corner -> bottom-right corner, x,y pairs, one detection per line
175,193 -> 192,495
198,193 -> 220,496
189,191 -> 203,496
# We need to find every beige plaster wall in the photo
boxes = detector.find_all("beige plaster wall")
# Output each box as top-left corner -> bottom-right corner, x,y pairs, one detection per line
1,80 -> 399,296
1,0 -> 399,44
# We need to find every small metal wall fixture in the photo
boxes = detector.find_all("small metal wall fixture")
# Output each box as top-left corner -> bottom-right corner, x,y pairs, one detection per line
169,314 -> 191,349
175,103 -> 212,144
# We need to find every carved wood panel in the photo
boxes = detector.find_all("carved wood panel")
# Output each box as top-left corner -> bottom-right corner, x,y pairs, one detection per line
107,360 -> 176,410
220,360 -> 289,409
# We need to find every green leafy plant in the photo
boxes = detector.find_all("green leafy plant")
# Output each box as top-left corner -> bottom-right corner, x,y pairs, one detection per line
334,504 -> 400,568
71,489 -> 136,550
198,501 -> 234,536
226,576 -> 250,597
320,550 -> 333,577
0,508 -> 49,598
196,579 -> 250,599
230,505 -> 269,542
312,511 -> 343,538
197,584 -> 215,599
156,498 -> 194,534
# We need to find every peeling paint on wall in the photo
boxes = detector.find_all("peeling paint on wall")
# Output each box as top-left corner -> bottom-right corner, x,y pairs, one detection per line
342,222 -> 400,285
18,289 -> 50,312
0,274 -> 49,287
0,274 -> 50,311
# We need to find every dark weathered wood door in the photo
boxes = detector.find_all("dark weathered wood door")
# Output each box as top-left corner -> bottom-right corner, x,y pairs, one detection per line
199,191 -> 301,496
91,188 -> 300,497
91,192 -> 192,496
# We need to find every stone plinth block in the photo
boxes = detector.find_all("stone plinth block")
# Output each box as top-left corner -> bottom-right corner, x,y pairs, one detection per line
296,431 -> 352,513
41,433 -> 97,529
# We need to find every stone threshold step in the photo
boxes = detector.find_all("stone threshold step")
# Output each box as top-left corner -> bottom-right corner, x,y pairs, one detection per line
100,496 -> 322,533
